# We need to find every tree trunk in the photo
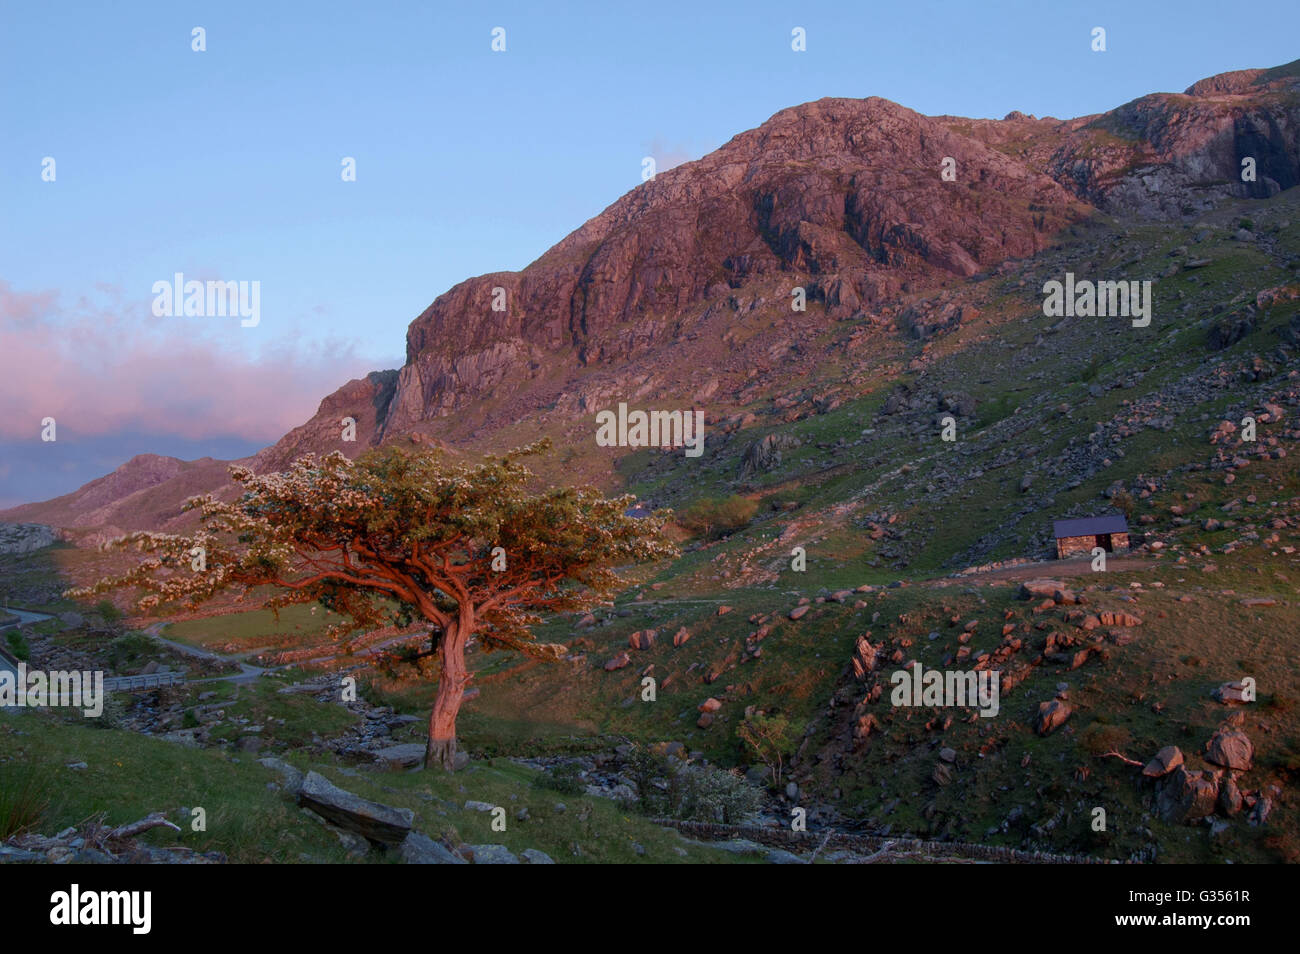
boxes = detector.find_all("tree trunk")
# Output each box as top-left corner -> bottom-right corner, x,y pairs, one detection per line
425,610 -> 472,770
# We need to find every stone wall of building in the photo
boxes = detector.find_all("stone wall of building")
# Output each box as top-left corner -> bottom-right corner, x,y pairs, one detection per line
1056,532 -> 1130,559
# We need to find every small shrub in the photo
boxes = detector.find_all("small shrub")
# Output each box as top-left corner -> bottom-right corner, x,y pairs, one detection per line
4,629 -> 30,662
975,393 -> 1017,429
1078,722 -> 1132,757
535,761 -> 586,796
107,632 -> 158,672
677,765 -> 762,824
95,599 -> 123,624
677,496 -> 758,539
623,744 -> 761,823
737,712 -> 793,786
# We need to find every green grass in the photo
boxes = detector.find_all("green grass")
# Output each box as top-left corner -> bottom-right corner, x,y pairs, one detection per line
162,603 -> 339,654
0,709 -> 738,863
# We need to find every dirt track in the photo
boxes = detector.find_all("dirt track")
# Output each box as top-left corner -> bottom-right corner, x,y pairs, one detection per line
928,554 -> 1158,587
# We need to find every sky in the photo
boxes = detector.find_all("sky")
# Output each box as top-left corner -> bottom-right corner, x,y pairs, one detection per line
2,0 -> 1298,507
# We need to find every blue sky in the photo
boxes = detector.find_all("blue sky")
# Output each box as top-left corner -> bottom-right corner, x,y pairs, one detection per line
2,0 -> 1298,507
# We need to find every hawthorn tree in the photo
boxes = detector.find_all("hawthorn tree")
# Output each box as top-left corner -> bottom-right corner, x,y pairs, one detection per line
68,441 -> 676,770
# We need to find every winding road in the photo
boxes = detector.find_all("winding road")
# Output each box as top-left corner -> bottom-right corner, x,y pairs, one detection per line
141,623 -> 273,684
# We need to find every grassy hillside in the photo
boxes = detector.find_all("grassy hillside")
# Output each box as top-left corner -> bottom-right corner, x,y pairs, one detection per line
3,189 -> 1298,863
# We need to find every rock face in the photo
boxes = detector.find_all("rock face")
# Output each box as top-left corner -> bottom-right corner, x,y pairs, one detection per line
387,95 -> 1086,427
5,61 -> 1299,532
297,771 -> 416,846
250,371 -> 401,473
740,434 -> 802,477
0,523 -> 57,554
1043,65 -> 1300,218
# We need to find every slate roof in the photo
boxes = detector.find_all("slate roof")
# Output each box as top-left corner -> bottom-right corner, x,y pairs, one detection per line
1052,514 -> 1129,538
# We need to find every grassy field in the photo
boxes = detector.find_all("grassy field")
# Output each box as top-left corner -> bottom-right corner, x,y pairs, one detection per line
0,707 -> 738,864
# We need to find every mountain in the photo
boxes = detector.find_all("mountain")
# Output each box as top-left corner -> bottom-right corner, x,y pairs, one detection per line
5,59 -> 1299,535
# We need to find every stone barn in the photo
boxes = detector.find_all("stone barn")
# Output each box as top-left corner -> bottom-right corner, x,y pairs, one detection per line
1052,514 -> 1130,560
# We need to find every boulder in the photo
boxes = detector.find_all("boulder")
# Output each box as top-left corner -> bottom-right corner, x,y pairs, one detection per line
672,627 -> 691,647
740,433 -> 801,477
372,743 -> 426,769
1019,579 -> 1066,601
604,652 -> 631,671
789,605 -> 810,620
1157,766 -> 1219,824
1033,699 -> 1071,736
521,848 -> 555,864
1212,680 -> 1254,704
1248,796 -> 1273,826
464,844 -> 520,864
1218,777 -> 1243,816
851,635 -> 877,679
628,630 -> 655,650
297,771 -> 415,846
1098,611 -> 1142,627
1142,745 -> 1184,778
400,831 -> 467,864
1204,728 -> 1253,771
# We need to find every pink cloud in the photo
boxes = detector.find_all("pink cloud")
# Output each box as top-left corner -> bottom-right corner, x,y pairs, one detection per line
0,280 -> 390,442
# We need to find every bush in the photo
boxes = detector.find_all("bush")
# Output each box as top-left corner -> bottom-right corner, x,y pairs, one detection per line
677,496 -> 758,539
4,629 -> 30,662
623,745 -> 761,823
535,761 -> 587,795
107,633 -> 158,672
737,712 -> 793,786
1078,722 -> 1132,757
95,599 -> 123,624
975,393 -> 1017,429
1079,356 -> 1104,382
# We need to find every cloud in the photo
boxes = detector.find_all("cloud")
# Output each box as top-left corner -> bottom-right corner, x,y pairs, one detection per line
0,280 -> 394,443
